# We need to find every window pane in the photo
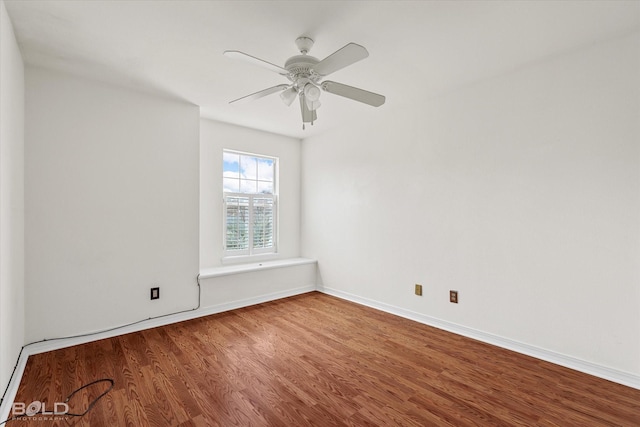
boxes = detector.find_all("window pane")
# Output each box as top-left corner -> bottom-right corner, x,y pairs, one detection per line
223,177 -> 240,193
253,197 -> 274,249
225,197 -> 249,251
223,152 -> 240,179
240,155 -> 257,180
240,179 -> 257,193
257,180 -> 273,194
257,158 -> 274,182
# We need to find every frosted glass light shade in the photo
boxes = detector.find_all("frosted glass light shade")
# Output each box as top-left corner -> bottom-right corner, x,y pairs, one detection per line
280,87 -> 297,106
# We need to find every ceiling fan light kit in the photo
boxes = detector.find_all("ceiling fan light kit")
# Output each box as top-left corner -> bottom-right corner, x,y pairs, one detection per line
224,36 -> 386,129
280,87 -> 298,106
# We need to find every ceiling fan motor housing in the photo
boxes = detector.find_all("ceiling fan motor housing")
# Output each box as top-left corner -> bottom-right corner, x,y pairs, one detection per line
284,55 -> 321,86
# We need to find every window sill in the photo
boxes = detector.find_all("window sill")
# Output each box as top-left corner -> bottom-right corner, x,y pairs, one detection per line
221,253 -> 279,265
199,257 -> 317,279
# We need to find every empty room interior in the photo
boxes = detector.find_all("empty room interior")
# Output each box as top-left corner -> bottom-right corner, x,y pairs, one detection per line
1,0 -> 639,425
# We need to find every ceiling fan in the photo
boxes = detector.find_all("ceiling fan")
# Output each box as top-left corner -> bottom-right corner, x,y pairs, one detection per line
224,36 -> 385,129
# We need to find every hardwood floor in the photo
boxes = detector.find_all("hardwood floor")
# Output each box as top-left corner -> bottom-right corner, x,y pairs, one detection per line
8,292 -> 640,426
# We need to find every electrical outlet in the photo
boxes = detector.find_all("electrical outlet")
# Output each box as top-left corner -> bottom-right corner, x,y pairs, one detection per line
415,284 -> 422,296
450,290 -> 458,304
150,287 -> 160,300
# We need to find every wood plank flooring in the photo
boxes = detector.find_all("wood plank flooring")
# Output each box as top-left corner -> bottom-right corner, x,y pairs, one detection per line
7,291 -> 640,426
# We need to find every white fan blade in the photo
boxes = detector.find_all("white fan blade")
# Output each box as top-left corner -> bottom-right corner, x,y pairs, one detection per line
224,50 -> 289,75
230,84 -> 289,104
300,95 -> 317,123
313,43 -> 369,76
321,81 -> 385,107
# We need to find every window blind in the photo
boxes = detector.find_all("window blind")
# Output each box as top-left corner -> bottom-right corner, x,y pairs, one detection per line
224,194 -> 276,255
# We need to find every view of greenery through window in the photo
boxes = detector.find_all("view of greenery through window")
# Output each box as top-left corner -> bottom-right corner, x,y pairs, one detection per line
223,151 -> 276,255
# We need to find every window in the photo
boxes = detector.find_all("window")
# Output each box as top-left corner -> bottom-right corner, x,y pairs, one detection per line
223,150 -> 277,257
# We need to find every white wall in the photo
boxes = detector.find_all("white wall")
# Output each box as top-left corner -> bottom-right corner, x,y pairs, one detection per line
0,0 -> 25,398
302,33 -> 640,376
25,67 -> 200,342
200,118 -> 301,268
199,263 -> 316,313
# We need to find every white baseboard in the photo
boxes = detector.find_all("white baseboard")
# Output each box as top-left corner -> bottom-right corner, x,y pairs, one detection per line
0,349 -> 29,424
0,284 -> 316,422
319,286 -> 640,390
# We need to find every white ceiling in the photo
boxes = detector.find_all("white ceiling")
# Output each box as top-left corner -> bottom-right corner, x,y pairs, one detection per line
5,0 -> 640,139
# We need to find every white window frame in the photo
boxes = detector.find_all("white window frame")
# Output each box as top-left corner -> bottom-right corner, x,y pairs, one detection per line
222,150 -> 278,260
